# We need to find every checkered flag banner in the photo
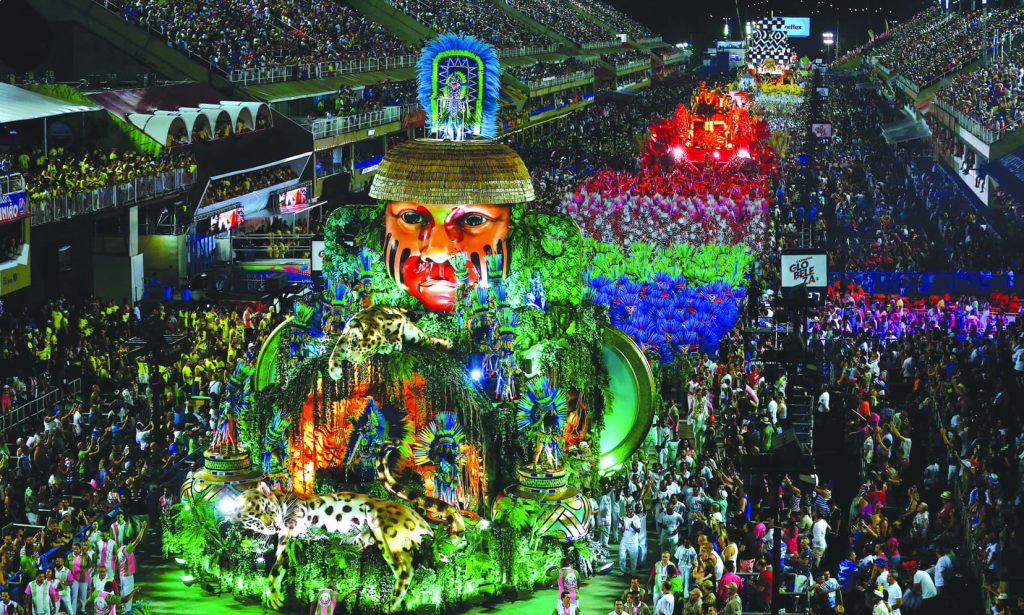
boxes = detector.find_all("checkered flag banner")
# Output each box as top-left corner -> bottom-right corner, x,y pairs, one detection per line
747,17 -> 792,72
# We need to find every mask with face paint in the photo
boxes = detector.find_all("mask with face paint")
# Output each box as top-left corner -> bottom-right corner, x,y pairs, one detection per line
383,202 -> 510,312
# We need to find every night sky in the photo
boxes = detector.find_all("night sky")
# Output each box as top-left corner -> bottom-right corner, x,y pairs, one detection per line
607,0 -> 934,57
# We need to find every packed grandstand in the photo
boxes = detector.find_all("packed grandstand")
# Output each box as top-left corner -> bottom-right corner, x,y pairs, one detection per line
1,2 -> 1023,615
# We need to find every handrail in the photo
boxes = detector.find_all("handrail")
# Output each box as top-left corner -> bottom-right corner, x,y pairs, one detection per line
524,70 -> 594,90
305,104 -> 418,140
0,379 -> 82,435
638,36 -> 663,44
30,168 -> 195,226
0,173 -> 26,196
228,54 -> 419,86
614,59 -> 651,72
932,97 -> 1002,145
582,41 -> 620,50
497,45 -> 558,58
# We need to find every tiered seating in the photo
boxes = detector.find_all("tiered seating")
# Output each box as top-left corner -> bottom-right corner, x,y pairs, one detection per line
601,49 -> 650,67
836,6 -> 943,64
505,58 -> 594,84
873,8 -> 1024,88
938,47 -> 1024,138
117,0 -> 412,74
505,0 -> 615,45
567,0 -> 656,40
386,0 -> 552,49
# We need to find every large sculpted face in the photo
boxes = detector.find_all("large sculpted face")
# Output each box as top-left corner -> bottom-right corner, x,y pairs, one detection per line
383,202 -> 510,312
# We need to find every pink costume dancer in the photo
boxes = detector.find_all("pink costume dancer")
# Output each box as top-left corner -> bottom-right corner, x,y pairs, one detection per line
118,545 -> 137,613
94,588 -> 117,615
70,547 -> 92,613
313,588 -> 337,615
557,566 -> 579,604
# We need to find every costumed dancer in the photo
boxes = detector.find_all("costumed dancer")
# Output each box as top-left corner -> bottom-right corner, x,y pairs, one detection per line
89,580 -> 137,615
619,505 -> 642,575
552,593 -> 579,615
653,580 -> 674,615
413,411 -> 466,507
69,542 -> 92,614
597,489 -> 613,547
635,500 -> 649,565
556,559 -> 580,605
518,378 -> 567,469
96,530 -> 117,581
621,576 -> 646,606
309,583 -> 338,615
54,555 -> 76,615
673,536 -> 698,595
25,571 -> 58,615
117,521 -> 146,613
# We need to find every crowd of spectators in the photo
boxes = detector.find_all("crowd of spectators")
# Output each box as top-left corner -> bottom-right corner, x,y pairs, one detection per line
592,314 -> 845,615
0,296 -> 278,614
505,0 -> 615,46
566,0 -> 656,40
202,165 -> 294,205
808,287 -> 1024,615
232,216 -> 324,260
836,7 -> 942,66
871,8 -> 1024,88
601,49 -> 651,67
939,48 -> 1024,139
387,0 -> 551,49
506,58 -> 594,85
304,79 -> 417,122
0,147 -> 195,203
782,77 -> 1021,274
118,0 -> 412,75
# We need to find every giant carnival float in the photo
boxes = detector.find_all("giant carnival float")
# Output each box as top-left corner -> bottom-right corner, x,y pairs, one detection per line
165,31 -> 803,614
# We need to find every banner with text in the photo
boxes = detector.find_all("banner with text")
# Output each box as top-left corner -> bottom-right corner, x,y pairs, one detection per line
0,191 -> 28,224
773,17 -> 811,38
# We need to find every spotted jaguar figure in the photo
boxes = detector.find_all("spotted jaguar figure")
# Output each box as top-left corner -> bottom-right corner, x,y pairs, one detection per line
230,482 -> 433,611
229,444 -> 467,612
328,305 -> 452,376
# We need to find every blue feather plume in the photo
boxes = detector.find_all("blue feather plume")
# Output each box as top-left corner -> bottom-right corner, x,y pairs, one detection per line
417,34 -> 500,139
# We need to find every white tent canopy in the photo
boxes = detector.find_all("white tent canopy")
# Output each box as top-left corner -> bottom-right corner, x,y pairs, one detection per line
0,83 -> 102,123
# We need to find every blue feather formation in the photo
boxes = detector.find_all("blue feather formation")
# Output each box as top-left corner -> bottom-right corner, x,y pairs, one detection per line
413,410 -> 466,506
587,271 -> 747,364
516,378 -> 568,466
417,33 -> 500,139
343,398 -> 407,470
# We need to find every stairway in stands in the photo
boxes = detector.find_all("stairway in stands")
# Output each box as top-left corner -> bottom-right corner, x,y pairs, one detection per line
786,386 -> 814,451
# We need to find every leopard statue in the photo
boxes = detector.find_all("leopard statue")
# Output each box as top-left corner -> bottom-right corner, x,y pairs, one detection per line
230,482 -> 430,611
228,444 -> 466,612
328,305 -> 452,377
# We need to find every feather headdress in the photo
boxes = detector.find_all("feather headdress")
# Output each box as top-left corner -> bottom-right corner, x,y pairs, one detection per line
418,34 -> 500,140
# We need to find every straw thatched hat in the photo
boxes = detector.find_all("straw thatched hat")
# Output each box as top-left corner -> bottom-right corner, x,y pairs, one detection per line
370,138 -> 534,205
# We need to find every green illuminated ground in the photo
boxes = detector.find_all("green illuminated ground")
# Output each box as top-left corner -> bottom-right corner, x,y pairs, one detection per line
138,536 -> 632,614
